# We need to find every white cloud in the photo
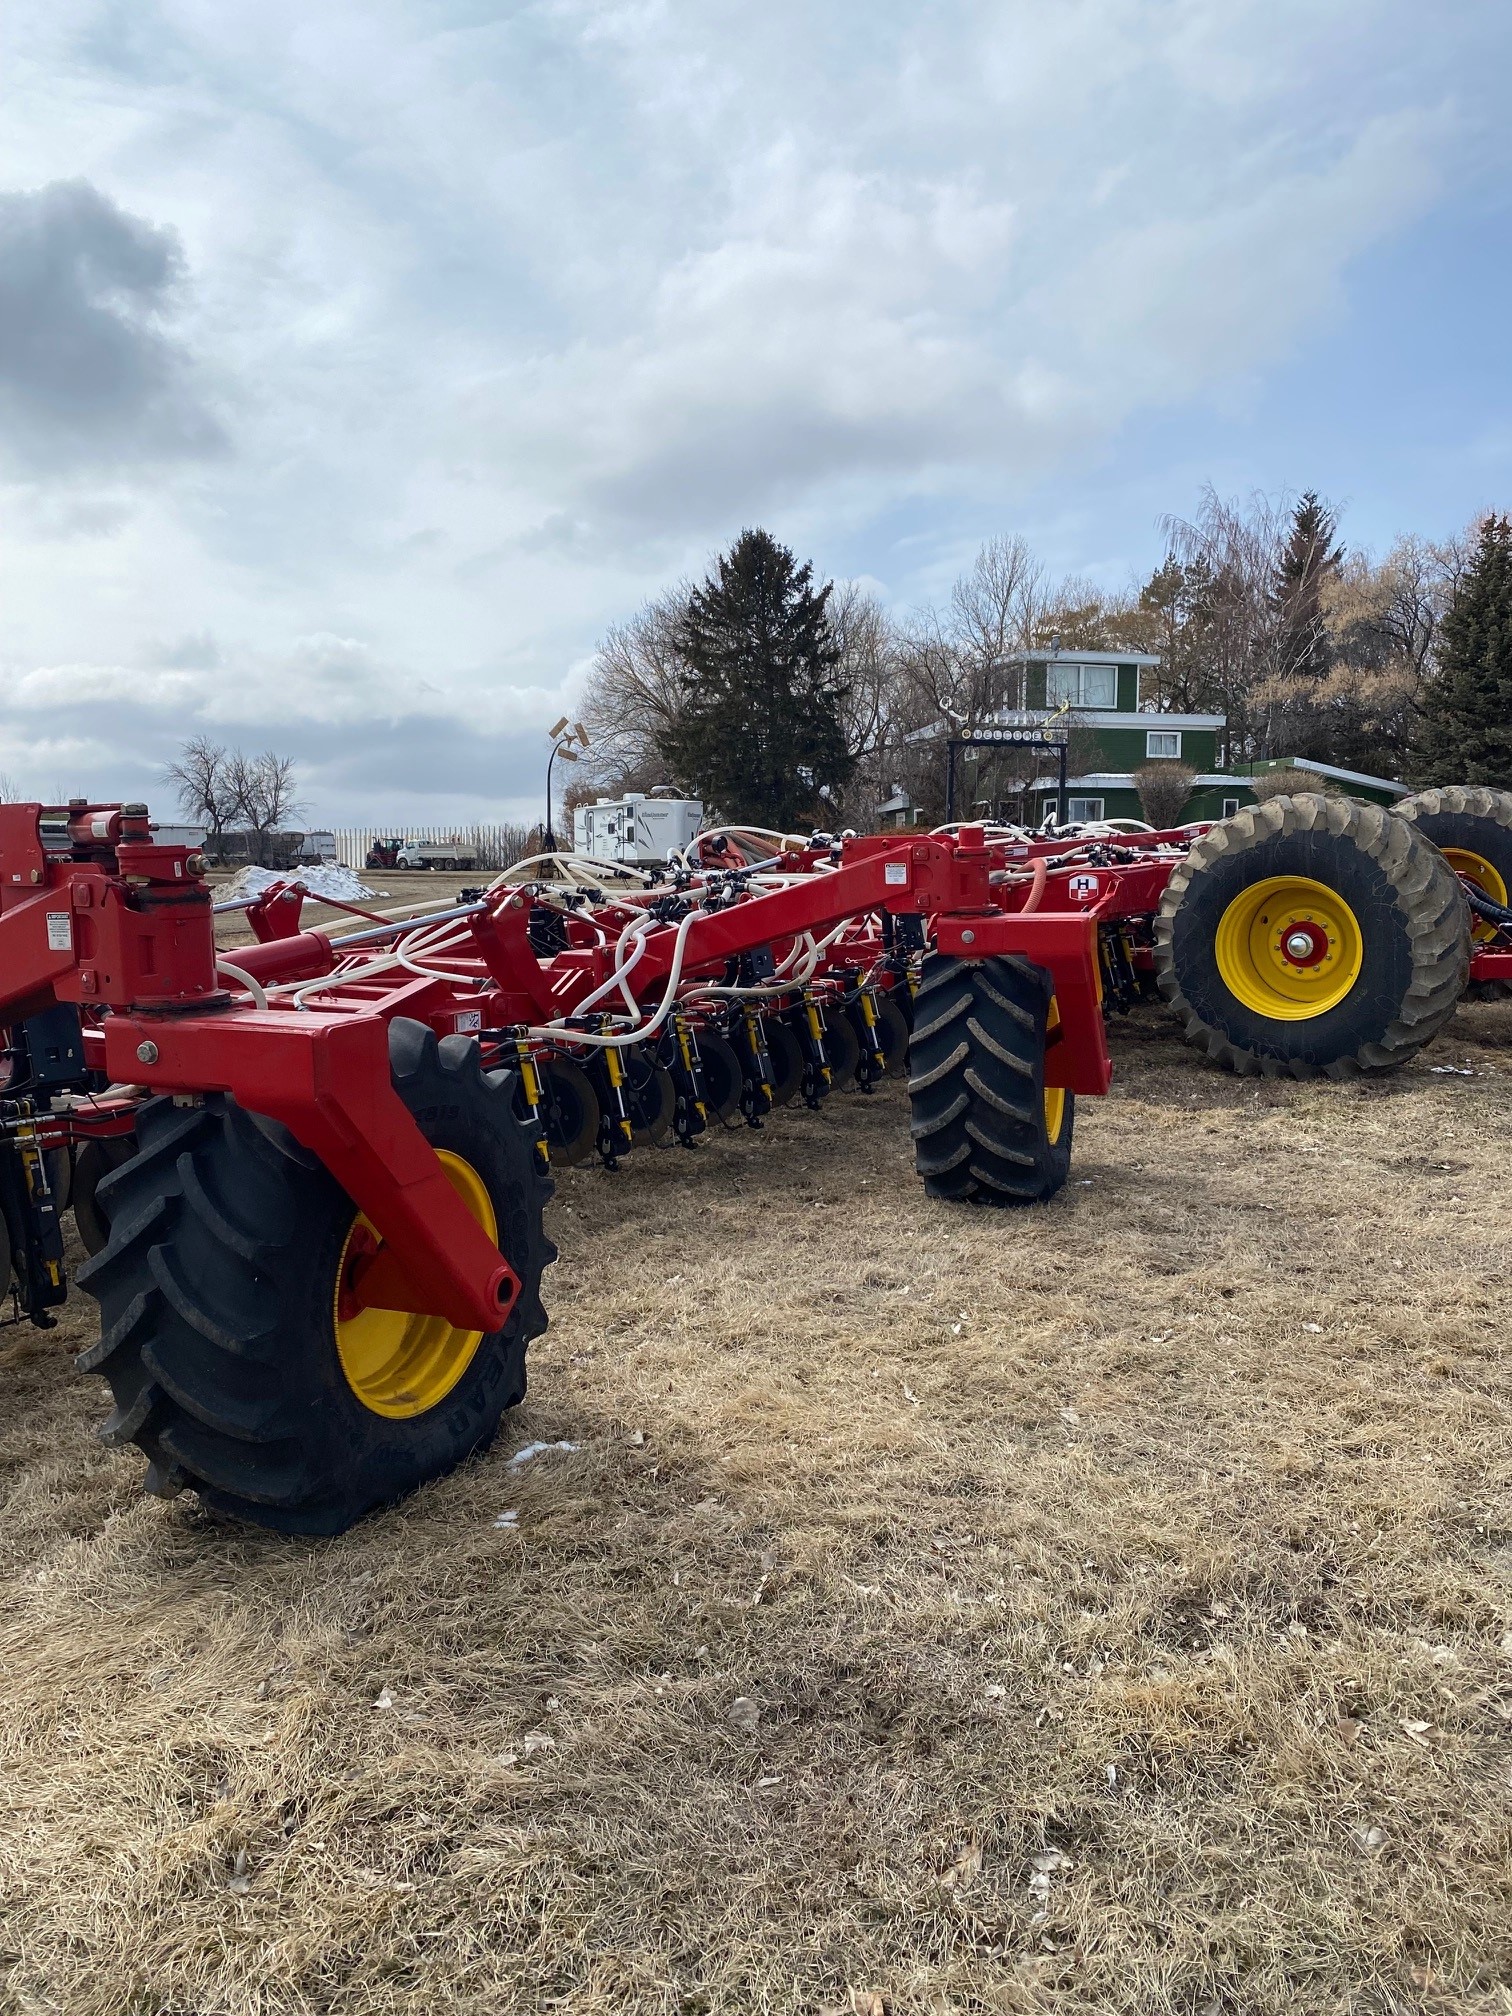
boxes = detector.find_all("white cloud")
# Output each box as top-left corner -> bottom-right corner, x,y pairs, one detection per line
0,0 -> 1504,816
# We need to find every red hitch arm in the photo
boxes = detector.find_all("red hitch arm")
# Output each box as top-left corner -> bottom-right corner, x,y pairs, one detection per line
102,1010 -> 517,1334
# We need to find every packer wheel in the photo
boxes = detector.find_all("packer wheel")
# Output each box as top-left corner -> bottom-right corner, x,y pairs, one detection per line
694,1027 -> 744,1123
535,1055 -> 599,1166
907,952 -> 1073,1204
75,1019 -> 554,1535
1155,794 -> 1468,1076
763,1020 -> 804,1107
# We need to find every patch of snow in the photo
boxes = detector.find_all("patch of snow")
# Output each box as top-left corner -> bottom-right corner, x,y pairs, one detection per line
219,863 -> 379,905
507,1439 -> 580,1468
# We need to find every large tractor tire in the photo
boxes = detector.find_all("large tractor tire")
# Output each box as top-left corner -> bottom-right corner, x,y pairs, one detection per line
1156,794 -> 1469,1078
1396,786 -> 1512,996
908,952 -> 1073,1204
74,1020 -> 554,1535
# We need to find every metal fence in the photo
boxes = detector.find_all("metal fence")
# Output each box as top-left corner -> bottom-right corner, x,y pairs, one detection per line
333,824 -> 536,872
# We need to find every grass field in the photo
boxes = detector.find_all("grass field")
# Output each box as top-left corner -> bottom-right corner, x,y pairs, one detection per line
2,991 -> 1510,2016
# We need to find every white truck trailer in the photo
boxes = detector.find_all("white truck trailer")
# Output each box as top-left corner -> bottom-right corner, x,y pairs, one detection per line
573,793 -> 704,868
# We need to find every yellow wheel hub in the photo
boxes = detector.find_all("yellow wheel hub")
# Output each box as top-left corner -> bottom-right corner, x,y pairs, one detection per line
1214,875 -> 1364,1021
1043,998 -> 1066,1143
334,1151 -> 497,1419
1442,847 -> 1508,942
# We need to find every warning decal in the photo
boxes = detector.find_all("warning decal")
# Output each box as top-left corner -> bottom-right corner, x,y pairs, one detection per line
46,912 -> 73,952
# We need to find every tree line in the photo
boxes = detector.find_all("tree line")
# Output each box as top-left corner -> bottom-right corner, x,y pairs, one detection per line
578,497 -> 1512,828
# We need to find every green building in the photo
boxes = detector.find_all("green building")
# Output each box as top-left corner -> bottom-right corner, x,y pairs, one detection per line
906,650 -> 1406,826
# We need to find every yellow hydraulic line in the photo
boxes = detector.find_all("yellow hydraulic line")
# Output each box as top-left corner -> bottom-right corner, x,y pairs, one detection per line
16,1122 -> 63,1295
514,1036 -> 551,1176
743,1004 -> 774,1098
600,1018 -> 634,1144
673,1011 -> 707,1126
802,988 -> 832,1086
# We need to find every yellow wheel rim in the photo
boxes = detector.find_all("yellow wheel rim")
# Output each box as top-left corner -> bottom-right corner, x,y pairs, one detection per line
1442,847 -> 1508,943
1043,999 -> 1066,1144
1214,875 -> 1364,1021
334,1151 -> 497,1419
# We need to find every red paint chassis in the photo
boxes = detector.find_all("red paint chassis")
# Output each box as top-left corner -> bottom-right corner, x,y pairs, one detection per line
0,804 -> 1110,1335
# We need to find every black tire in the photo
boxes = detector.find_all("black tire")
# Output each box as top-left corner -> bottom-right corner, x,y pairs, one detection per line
1156,795 -> 1469,1078
536,1055 -> 599,1166
822,1006 -> 862,1090
763,1019 -> 803,1107
620,1051 -> 675,1145
1396,786 -> 1512,995
74,1019 -> 554,1535
695,1027 -> 744,1123
908,953 -> 1074,1204
72,1136 -> 136,1256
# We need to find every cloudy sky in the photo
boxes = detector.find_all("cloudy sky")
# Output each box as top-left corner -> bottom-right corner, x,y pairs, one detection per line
3,1 -> 1509,826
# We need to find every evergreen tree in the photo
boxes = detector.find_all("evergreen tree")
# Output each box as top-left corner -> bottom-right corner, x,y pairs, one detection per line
1271,490 -> 1343,685
1413,513 -> 1512,786
659,529 -> 855,828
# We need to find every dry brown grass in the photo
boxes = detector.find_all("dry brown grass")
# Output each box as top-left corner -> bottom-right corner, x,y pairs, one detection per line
2,999 -> 1511,2016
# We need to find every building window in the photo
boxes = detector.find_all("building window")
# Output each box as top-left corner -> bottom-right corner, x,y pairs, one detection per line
1066,797 -> 1105,823
1040,799 -> 1059,826
1045,662 -> 1117,710
1222,797 -> 1240,817
1146,729 -> 1182,759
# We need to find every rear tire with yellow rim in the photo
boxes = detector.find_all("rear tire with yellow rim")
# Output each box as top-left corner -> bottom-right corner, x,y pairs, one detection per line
1395,785 -> 1512,998
1155,794 -> 1469,1077
76,1018 -> 555,1534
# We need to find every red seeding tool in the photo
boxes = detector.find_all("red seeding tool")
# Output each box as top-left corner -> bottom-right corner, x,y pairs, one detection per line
0,800 -> 1107,1532
3,788 -> 1503,1533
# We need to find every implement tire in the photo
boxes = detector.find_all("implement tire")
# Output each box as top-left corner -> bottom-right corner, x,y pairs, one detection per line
74,1020 -> 554,1535
1156,794 -> 1468,1077
908,952 -> 1073,1205
1396,785 -> 1512,995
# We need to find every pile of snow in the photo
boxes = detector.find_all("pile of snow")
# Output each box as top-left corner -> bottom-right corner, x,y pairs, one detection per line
218,863 -> 381,905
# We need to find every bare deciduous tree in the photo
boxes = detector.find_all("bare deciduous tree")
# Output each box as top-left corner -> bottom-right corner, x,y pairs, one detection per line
232,750 -> 303,864
580,583 -> 693,792
1132,760 -> 1197,828
164,734 -> 241,856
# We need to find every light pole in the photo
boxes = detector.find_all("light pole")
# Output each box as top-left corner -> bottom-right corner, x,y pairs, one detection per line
543,716 -> 590,853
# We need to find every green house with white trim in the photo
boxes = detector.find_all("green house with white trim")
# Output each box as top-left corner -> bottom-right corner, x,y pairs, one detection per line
908,650 -> 1406,827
